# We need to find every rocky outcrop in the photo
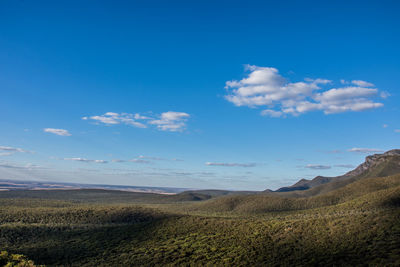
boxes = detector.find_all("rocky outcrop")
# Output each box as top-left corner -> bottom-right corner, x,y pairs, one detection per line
343,149 -> 400,177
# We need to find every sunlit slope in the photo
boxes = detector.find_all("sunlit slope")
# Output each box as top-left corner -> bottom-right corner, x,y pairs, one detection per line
189,174 -> 400,214
272,149 -> 400,196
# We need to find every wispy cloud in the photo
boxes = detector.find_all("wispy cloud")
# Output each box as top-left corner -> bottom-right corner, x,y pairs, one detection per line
44,128 -> 72,136
348,148 -> 383,153
0,162 -> 44,170
304,164 -> 331,170
83,111 -> 190,132
326,150 -> 342,154
138,155 -> 164,161
63,158 -> 108,163
395,129 -> 400,133
225,65 -> 385,117
149,111 -> 190,132
334,164 -> 355,168
0,146 -> 32,156
205,162 -> 257,167
111,159 -> 151,164
137,155 -> 184,161
351,80 -> 374,87
129,159 -> 151,164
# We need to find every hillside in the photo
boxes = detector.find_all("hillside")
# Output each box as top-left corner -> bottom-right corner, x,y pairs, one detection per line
188,173 -> 400,214
271,149 -> 400,193
0,172 -> 399,265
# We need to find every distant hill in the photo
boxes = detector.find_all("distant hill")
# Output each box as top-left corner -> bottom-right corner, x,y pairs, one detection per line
0,179 -> 189,194
191,173 -> 400,214
270,149 -> 400,193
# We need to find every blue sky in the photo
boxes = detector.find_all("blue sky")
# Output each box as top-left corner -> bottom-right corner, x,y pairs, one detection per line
1,0 -> 399,190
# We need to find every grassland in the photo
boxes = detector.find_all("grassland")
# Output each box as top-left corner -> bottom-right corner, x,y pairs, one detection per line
1,174 -> 400,266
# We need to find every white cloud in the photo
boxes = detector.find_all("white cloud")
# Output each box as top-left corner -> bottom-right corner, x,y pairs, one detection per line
225,65 -> 384,117
304,164 -> 331,170
348,148 -> 383,153
351,80 -> 374,87
44,128 -> 72,136
313,86 -> 383,114
383,124 -> 388,128
82,112 -> 147,128
83,111 -> 190,132
63,158 -> 108,163
395,129 -> 400,133
205,162 -> 256,167
149,111 -> 190,132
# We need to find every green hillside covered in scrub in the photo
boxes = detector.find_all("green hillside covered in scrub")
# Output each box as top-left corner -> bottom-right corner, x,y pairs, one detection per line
1,150 -> 400,266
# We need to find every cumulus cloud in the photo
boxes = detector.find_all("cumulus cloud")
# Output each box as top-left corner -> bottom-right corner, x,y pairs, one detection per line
44,128 -> 72,136
304,164 -> 331,170
149,111 -> 190,132
83,111 -> 190,132
205,162 -> 257,167
225,65 -> 385,117
348,148 -> 383,153
63,158 -> 108,163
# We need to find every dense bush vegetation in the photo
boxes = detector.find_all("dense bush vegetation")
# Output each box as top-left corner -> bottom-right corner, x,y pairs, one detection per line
1,174 -> 400,266
0,250 -> 41,266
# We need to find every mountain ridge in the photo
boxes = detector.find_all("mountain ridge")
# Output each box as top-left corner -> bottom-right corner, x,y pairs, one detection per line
270,149 -> 400,193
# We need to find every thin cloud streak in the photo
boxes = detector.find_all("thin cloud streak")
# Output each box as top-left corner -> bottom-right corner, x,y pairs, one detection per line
44,128 -> 72,136
63,158 -> 108,163
348,148 -> 383,153
205,162 -> 257,167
